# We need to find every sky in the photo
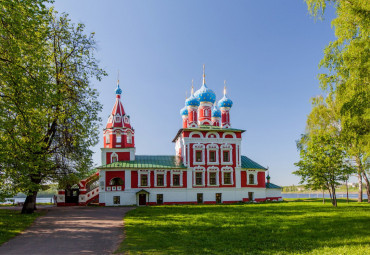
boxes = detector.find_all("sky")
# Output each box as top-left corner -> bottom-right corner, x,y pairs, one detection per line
53,0 -> 336,186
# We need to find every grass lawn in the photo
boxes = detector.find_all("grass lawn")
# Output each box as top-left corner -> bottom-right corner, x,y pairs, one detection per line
0,210 -> 42,245
117,199 -> 370,255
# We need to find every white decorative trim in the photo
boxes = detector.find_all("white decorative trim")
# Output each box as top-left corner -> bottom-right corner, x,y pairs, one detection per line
205,132 -> 220,139
154,170 -> 167,187
193,167 -> 205,186
170,170 -> 183,187
221,166 -> 234,185
221,144 -> 233,165
199,119 -> 212,126
247,170 -> 258,185
206,144 -> 219,165
207,167 -> 219,186
192,144 -> 205,165
189,131 -> 204,138
111,152 -> 118,163
138,170 -> 150,187
222,132 -> 236,139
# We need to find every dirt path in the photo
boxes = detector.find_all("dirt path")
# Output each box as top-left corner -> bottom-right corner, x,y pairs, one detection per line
0,206 -> 134,255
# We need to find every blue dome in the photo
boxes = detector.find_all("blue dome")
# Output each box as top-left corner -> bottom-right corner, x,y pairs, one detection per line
115,84 -> 122,95
212,106 -> 221,118
218,95 -> 233,108
180,106 -> 188,115
185,94 -> 200,107
194,84 -> 216,104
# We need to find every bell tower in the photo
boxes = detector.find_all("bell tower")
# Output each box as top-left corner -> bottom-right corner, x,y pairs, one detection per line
101,79 -> 135,165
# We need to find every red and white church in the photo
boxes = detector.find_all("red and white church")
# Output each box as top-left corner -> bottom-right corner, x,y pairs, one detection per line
57,67 -> 282,206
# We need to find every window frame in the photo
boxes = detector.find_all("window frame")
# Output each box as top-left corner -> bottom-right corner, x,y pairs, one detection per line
221,167 -> 234,185
206,144 -> 219,165
138,170 -> 150,187
207,167 -> 219,186
192,144 -> 205,165
220,144 -> 233,165
247,171 -> 258,185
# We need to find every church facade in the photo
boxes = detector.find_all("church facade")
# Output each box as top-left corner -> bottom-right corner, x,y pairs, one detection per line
96,67 -> 282,206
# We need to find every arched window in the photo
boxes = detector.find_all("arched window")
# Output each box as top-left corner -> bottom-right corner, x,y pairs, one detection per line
112,155 -> 118,163
249,174 -> 254,184
127,133 -> 132,144
110,177 -> 124,186
204,109 -> 208,117
106,134 -> 110,144
116,131 -> 121,143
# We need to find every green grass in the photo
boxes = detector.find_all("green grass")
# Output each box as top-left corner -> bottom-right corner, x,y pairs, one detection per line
117,200 -> 370,255
0,210 -> 42,245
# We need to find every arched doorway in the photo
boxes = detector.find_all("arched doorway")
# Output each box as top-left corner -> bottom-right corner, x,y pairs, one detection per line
136,189 -> 150,206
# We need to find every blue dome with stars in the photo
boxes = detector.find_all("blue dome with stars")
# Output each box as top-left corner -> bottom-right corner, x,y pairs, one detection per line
194,84 -> 216,104
115,84 -> 122,95
180,106 -> 188,115
212,106 -> 221,118
218,95 -> 233,108
185,94 -> 200,107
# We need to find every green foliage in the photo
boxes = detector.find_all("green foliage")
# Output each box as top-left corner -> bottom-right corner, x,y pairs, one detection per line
0,0 -> 106,212
117,202 -> 370,254
0,209 -> 42,245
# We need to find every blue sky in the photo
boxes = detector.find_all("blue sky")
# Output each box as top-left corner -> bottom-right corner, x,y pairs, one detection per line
53,0 -> 336,186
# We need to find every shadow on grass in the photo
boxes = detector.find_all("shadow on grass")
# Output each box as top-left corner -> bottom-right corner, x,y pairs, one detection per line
118,201 -> 370,254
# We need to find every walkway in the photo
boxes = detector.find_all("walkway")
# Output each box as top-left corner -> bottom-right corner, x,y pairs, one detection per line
0,206 -> 134,255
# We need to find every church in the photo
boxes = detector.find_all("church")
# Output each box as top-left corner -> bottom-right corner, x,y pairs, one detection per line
57,66 -> 282,206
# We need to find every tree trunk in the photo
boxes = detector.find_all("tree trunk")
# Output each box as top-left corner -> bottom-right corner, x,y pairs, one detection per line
322,189 -> 325,204
355,156 -> 363,202
346,179 -> 349,203
21,191 -> 38,214
331,185 -> 337,207
362,171 -> 370,203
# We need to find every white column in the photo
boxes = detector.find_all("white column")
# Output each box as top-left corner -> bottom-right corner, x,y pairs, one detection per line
235,168 -> 241,188
187,170 -> 192,189
125,170 -> 131,190
99,170 -> 106,204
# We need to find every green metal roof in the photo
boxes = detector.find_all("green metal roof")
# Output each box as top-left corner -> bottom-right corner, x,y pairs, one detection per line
241,155 -> 267,170
98,155 -> 186,169
265,183 -> 282,189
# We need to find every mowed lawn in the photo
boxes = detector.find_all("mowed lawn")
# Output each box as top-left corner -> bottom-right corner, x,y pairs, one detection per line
0,210 -> 42,245
118,200 -> 370,255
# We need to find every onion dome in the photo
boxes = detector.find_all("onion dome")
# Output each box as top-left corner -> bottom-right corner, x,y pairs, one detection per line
194,65 -> 216,103
211,105 -> 221,118
180,105 -> 188,115
115,84 -> 122,95
185,85 -> 200,107
218,85 -> 233,108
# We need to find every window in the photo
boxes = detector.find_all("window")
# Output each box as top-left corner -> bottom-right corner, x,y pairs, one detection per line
249,174 -> 255,184
204,109 -> 208,117
173,174 -> 180,186
115,116 -> 121,122
127,133 -> 132,144
197,193 -> 203,204
196,151 -> 202,162
106,134 -> 110,144
209,151 -> 216,162
157,194 -> 163,205
113,196 -> 120,205
110,177 -> 123,186
196,172 -> 203,185
223,151 -> 230,162
112,155 -> 118,163
209,172 -> 217,185
224,172 -> 231,185
216,193 -> 222,204
141,174 -> 148,186
157,174 -> 164,186
116,131 -> 121,143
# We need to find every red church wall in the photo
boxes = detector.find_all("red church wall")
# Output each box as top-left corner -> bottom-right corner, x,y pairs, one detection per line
150,171 -> 155,188
183,171 -> 187,187
105,171 -> 125,190
106,152 -> 130,164
257,172 -> 266,187
131,171 -> 138,188
241,171 -> 247,187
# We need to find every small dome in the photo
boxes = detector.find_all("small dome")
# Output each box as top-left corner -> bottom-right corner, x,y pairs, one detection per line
194,83 -> 216,104
212,106 -> 221,118
218,95 -> 233,108
180,106 -> 188,115
115,84 -> 122,95
185,94 -> 200,107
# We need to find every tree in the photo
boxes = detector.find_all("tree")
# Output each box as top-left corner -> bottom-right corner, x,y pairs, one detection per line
305,0 -> 370,202
294,96 -> 354,206
0,1 -> 106,213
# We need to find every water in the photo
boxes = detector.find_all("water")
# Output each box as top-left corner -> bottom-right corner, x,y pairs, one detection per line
282,193 -> 368,199
2,197 -> 55,204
